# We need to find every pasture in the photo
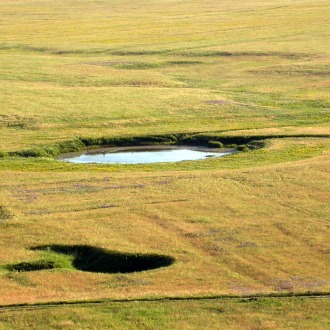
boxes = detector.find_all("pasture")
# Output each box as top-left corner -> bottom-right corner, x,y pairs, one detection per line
0,0 -> 329,328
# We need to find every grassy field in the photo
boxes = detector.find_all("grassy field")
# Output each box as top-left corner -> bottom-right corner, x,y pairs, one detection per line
0,297 -> 329,330
0,0 -> 329,151
0,0 -> 329,328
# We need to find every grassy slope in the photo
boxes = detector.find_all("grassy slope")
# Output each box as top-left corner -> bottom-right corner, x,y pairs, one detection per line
0,0 -> 329,328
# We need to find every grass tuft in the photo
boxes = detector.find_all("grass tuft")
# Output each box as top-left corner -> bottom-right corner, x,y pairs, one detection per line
207,141 -> 224,148
0,205 -> 14,220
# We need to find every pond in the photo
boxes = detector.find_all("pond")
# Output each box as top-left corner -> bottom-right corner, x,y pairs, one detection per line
59,145 -> 235,164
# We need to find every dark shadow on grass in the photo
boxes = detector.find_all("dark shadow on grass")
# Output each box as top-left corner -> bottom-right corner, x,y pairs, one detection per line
5,261 -> 56,272
30,245 -> 175,274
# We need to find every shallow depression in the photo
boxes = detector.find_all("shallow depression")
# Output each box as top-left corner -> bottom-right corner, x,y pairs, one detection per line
59,146 -> 235,164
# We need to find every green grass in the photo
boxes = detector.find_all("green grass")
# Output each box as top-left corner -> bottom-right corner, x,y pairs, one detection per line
0,138 -> 328,172
0,297 -> 329,330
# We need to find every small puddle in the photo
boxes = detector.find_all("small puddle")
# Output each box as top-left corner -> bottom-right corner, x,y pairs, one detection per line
59,146 -> 235,164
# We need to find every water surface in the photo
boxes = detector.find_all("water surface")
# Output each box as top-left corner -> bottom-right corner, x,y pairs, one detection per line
59,146 -> 235,164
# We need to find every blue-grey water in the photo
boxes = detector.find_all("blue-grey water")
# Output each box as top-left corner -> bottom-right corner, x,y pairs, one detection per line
60,147 -> 234,164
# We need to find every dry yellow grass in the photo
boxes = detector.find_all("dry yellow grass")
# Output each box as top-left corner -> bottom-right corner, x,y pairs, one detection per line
0,3 -> 329,329
0,141 -> 329,305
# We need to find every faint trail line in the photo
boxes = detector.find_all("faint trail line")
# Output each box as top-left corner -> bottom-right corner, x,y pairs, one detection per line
0,292 -> 329,312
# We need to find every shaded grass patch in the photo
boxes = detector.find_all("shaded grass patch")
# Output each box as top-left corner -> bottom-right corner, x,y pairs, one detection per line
173,50 -> 308,59
89,60 -> 203,70
33,245 -> 175,274
2,133 -> 265,159
5,260 -> 56,272
248,64 -> 330,76
4,245 -> 175,274
3,132 -> 329,162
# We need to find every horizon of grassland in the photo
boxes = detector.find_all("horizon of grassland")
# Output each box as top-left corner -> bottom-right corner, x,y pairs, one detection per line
0,0 -> 329,328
